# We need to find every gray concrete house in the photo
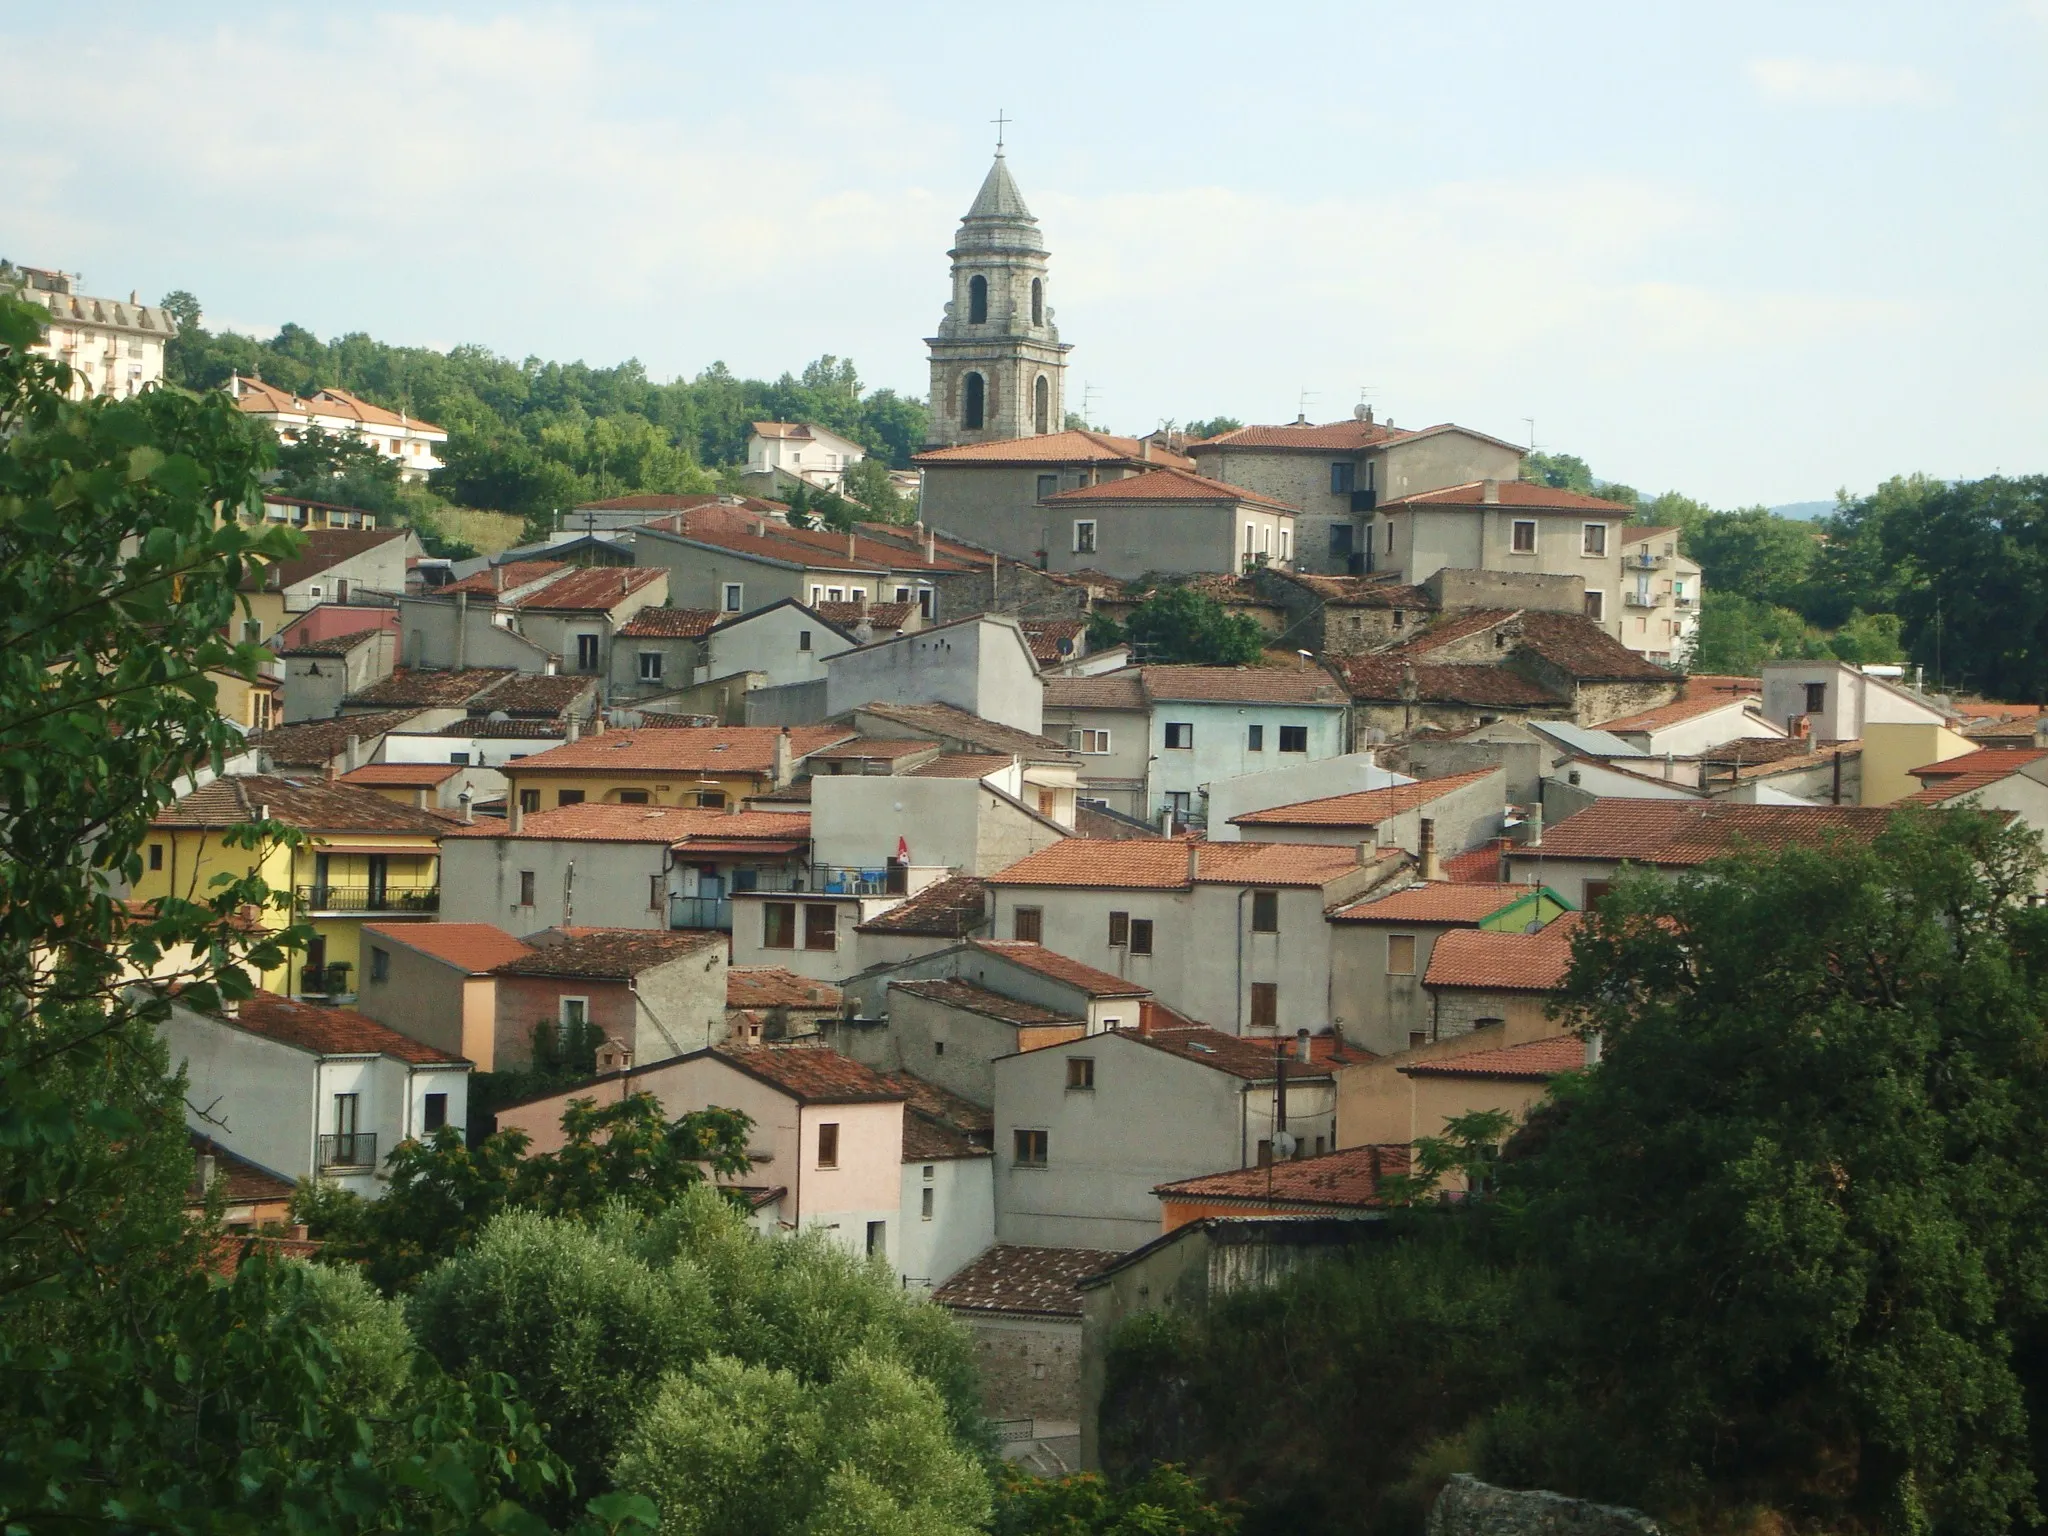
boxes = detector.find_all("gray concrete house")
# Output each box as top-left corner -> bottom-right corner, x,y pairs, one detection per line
1227,765 -> 1507,857
824,614 -> 1045,736
356,921 -> 535,1072
400,564 -> 668,683
1041,672 -> 1149,819
1252,568 -> 1436,656
609,607 -> 718,700
913,430 -> 1189,563
1035,467 -> 1299,580
850,875 -> 994,973
491,927 -> 731,1070
280,627 -> 397,724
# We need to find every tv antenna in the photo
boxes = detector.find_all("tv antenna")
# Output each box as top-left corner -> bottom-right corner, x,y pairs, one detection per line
1296,387 -> 1319,421
1522,416 -> 1538,450
1080,381 -> 1100,426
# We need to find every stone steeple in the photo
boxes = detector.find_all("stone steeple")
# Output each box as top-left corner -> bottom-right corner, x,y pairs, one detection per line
925,151 -> 1070,448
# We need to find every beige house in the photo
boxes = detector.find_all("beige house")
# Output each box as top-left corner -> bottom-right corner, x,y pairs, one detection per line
1617,526 -> 1702,664
9,266 -> 176,399
912,429 -> 1191,564
230,376 -> 448,481
1340,1034 -> 1588,1159
1036,467 -> 1298,580
745,421 -> 868,495
356,922 -> 535,1071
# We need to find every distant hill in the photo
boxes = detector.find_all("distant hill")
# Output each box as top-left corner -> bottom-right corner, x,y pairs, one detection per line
1771,501 -> 1837,521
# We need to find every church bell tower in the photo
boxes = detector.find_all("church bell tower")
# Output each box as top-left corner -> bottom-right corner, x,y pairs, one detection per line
924,143 -> 1070,448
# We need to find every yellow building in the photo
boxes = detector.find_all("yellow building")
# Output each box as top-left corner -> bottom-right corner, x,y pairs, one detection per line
1860,720 -> 1979,805
138,774 -> 454,999
503,725 -> 855,816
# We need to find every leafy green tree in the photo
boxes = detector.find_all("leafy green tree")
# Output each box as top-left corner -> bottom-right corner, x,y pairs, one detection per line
991,1463 -> 1240,1536
1687,505 -> 1819,609
1121,586 -> 1265,665
840,455 -> 911,523
1179,417 -> 1242,441
1688,591 -> 1820,674
1521,450 -> 1595,493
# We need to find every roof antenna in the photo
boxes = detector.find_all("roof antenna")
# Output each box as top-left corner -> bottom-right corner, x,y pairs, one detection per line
1296,387 -> 1318,425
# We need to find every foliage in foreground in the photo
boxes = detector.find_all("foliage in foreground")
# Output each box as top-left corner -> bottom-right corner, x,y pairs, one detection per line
1090,585 -> 1266,666
991,1462 -> 1240,1536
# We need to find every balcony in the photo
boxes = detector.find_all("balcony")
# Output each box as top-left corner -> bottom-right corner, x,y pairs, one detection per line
670,895 -> 733,930
1673,591 -> 1696,607
1626,550 -> 1668,569
317,1131 -> 378,1171
296,885 -> 440,915
1624,591 -> 1660,609
1349,488 -> 1378,512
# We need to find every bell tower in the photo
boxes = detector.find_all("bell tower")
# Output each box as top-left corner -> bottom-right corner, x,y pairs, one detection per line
925,136 -> 1069,448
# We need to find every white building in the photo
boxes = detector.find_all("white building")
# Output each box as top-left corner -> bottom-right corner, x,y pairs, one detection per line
1618,526 -> 1703,664
746,421 -> 868,494
230,375 -> 449,481
8,266 -> 176,399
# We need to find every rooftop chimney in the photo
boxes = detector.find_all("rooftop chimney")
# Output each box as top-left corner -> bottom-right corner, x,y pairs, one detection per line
345,733 -> 362,772
566,714 -> 581,744
926,527 -> 936,563
846,530 -> 857,558
509,794 -> 523,834
1296,1027 -> 1312,1065
1482,479 -> 1500,504
772,727 -> 794,788
1419,817 -> 1443,881
1186,839 -> 1200,885
1141,438 -> 1153,462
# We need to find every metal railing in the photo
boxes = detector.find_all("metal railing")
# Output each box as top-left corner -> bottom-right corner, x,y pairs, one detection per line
297,885 -> 440,914
299,963 -> 353,999
1350,488 -> 1378,512
670,895 -> 733,931
807,863 -> 909,897
1624,591 -> 1659,608
1626,550 -> 1668,568
318,1132 -> 378,1170
1673,591 -> 1696,607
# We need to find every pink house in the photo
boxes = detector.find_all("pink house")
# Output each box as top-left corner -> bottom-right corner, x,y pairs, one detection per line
495,1044 -> 906,1263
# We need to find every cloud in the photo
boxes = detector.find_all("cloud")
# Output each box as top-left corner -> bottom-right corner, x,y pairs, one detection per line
1745,56 -> 1946,107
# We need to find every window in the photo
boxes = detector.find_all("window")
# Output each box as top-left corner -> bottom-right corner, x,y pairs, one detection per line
921,1187 -> 935,1220
370,946 -> 390,983
1330,461 -> 1356,495
1805,681 -> 1828,713
1247,723 -> 1264,752
1393,609 -> 1405,629
1329,524 -> 1354,559
1013,907 -> 1043,943
1108,910 -> 1130,947
649,875 -> 664,911
1102,1016 -> 1124,1031
962,372 -> 985,430
1387,934 -> 1417,975
242,619 -> 262,644
1031,277 -> 1044,325
1582,880 -> 1614,909
826,588 -> 844,603
1067,1057 -> 1095,1090
1512,519 -> 1538,553
518,870 -> 536,906
697,789 -> 726,809
561,997 -> 588,1030
1582,523 -> 1608,557
575,633 -> 600,671
968,274 -> 988,323
1251,890 -> 1279,932
1014,1128 -> 1049,1167
1582,591 -> 1605,622
764,903 -> 796,949
918,588 -> 934,619
557,789 -> 585,807
894,587 -> 911,603
810,585 -> 824,605
850,588 -> 866,603
617,789 -> 649,804
867,1219 -> 887,1256
639,651 -> 663,682
1244,523 -> 1255,555
817,1122 -> 840,1168
804,903 -> 837,951
1073,520 -> 1097,554
1130,918 -> 1154,956
1249,982 -> 1277,1031
1036,788 -> 1056,816
1278,725 -> 1309,753
798,630 -> 812,652
519,789 -> 541,813
722,583 -> 743,613
1034,373 -> 1051,435
1475,1016 -> 1506,1031
1037,473 -> 1058,502
1073,728 -> 1112,754
1376,521 -> 1390,555
449,751 -> 471,767
423,1092 -> 447,1133
1164,722 -> 1193,749
148,842 -> 163,871
1279,528 -> 1290,562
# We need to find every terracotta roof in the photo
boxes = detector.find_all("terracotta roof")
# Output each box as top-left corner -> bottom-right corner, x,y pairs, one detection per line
1043,466 -> 1298,514
710,1044 -> 906,1105
913,429 -> 1191,469
969,940 -> 1151,998
1963,717 -> 2043,742
727,969 -> 842,1010
892,977 -> 1083,1025
808,737 -> 942,762
468,674 -> 597,721
278,626 -> 388,658
247,711 -> 423,767
153,774 -> 455,834
815,601 -> 916,632
856,702 -> 1074,760
1402,1034 -> 1589,1079
188,1133 -> 297,1208
1333,656 -> 1565,709
364,921 -> 535,974
1330,881 -> 1542,924
619,607 -> 720,639
931,1243 -> 1118,1317
239,528 -> 411,592
985,839 -> 1372,890
751,421 -> 814,440
1020,619 -> 1089,665
885,1072 -> 994,1138
446,803 -> 809,845
505,566 -> 664,612
1511,800 -> 1894,866
338,762 -> 460,787
1603,688 -> 1765,734
1443,841 -> 1511,884
1423,914 -> 1585,992
440,561 -> 568,598
305,386 -> 444,436
1270,571 -> 1435,609
1701,738 -> 1861,778
509,726 -> 854,776
1136,665 -> 1346,705
1903,748 -> 2048,804
644,506 -> 978,575
1191,418 -> 1414,452
1128,1026 -> 1361,1081
1621,525 -> 1681,545
218,990 -> 466,1064
1950,699 -> 2043,723
1232,768 -> 1500,828
906,752 -> 1016,779
902,1110 -> 992,1161
345,668 -> 513,708
1505,612 -> 1678,684
1154,1143 -> 1413,1208
1044,672 -> 1147,711
1381,480 -> 1633,514
853,875 -> 990,936
573,492 -> 787,515
496,928 -> 724,979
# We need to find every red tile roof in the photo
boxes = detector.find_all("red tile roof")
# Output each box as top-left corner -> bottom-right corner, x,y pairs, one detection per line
1153,1143 -> 1413,1208
188,1133 -> 297,1207
1020,619 -> 1089,665
1498,611 -> 1678,684
1602,687 -> 1767,734
1512,800 -> 1894,866
619,607 -> 721,639
931,1243 -> 1118,1316
855,702 -> 1074,760
1136,665 -> 1346,705
344,668 -> 515,708
153,775 -> 456,834
441,561 -> 567,598
238,527 -> 412,592
1330,881 -> 1541,925
893,977 -> 1084,1026
338,762 -> 461,787
1402,1034 -> 1589,1079
808,737 -> 942,762
1422,914 -> 1585,992
912,428 -> 1191,469
1443,841 -> 1511,884
1127,1026 -> 1361,1081
816,601 -> 916,632
509,726 -> 854,776
1232,768 -> 1501,828
885,1071 -> 994,1139
1190,418 -> 1415,452
1044,672 -> 1147,710
906,752 -> 1016,779
278,626 -> 390,658
711,1044 -> 906,1105
1902,748 -> 2048,804
854,875 -> 990,936
573,492 -> 787,515
364,922 -> 535,975
247,711 -> 427,768
970,940 -> 1151,998
507,566 -> 664,612
1270,571 -> 1435,609
447,802 -> 810,845
497,928 -> 725,979
221,990 -> 467,1064
1043,466 -> 1298,514
1333,656 -> 1565,709
1381,480 -> 1634,514
728,969 -> 843,1010
985,838 -> 1374,890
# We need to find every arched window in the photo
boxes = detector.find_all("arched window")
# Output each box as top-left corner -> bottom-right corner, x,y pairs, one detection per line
1034,374 -> 1050,435
968,275 -> 988,324
962,372 -> 985,430
1031,278 -> 1043,325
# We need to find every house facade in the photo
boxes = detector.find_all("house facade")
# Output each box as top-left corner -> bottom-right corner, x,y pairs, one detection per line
1031,467 -> 1299,580
824,614 -> 1045,736
9,266 -> 176,399
230,376 -> 448,480
1617,525 -> 1702,664
356,921 -> 534,1071
1136,667 -> 1350,830
744,421 -> 868,494
490,928 -> 730,1069
502,726 -> 852,813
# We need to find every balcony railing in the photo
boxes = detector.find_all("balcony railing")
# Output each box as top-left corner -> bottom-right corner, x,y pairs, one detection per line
297,885 -> 440,914
1624,591 -> 1660,609
671,895 -> 733,931
317,1131 -> 378,1170
1349,488 -> 1378,512
1673,591 -> 1696,607
1626,550 -> 1668,569
807,863 -> 909,897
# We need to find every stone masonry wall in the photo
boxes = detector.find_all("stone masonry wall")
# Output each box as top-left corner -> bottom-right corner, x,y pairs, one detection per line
1428,1475 -> 1660,1536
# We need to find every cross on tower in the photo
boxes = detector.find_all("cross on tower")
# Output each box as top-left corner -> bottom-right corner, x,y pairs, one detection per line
991,109 -> 1011,151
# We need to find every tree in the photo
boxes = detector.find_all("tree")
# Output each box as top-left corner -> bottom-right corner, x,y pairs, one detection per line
991,1463 -> 1240,1536
1687,505 -> 1819,609
1522,450 -> 1595,494
840,455 -> 911,523
1180,417 -> 1242,441
1118,586 -> 1265,665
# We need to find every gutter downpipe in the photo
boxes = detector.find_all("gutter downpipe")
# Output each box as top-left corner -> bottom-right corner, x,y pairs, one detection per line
1235,887 -> 1250,1036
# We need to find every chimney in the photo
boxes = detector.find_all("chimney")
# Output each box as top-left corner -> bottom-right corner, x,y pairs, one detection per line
459,791 -> 473,823
1274,1047 -> 1288,1138
493,566 -> 504,593
1158,807 -> 1174,837
1419,817 -> 1443,881
756,518 -> 767,538
1186,839 -> 1200,885
1482,479 -> 1500,504
509,794 -> 523,834
846,530 -> 857,558
926,527 -> 936,563
1141,438 -> 1152,462
1358,840 -> 1375,866
1524,804 -> 1543,848
727,796 -> 741,816
454,590 -> 469,670
1296,1027 -> 1312,1065
345,733 -> 362,772
566,714 -> 581,744
196,1150 -> 217,1191
772,726 -> 794,788
2035,717 -> 2048,750
324,757 -> 337,783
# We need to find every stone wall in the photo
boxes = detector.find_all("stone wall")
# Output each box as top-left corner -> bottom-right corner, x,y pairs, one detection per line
1430,985 -> 1541,1039
1424,568 -> 1586,616
1572,679 -> 1679,728
953,1313 -> 1085,1424
1428,1475 -> 1660,1536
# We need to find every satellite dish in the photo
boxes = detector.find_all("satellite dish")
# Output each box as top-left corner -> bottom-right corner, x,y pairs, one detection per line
487,710 -> 511,722
1056,636 -> 1075,657
1270,1130 -> 1298,1160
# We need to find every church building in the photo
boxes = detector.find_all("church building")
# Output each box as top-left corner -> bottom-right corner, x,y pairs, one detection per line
924,149 -> 1069,448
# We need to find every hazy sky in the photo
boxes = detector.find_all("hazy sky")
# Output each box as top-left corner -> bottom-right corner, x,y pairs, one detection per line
6,2 -> 2043,505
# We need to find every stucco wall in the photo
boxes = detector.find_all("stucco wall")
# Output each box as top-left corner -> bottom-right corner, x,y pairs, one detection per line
163,1006 -> 318,1182
1149,701 -> 1348,825
729,894 -> 861,982
1329,919 -> 1466,1056
284,632 -> 395,724
356,935 -> 483,1065
898,1155 -> 995,1290
706,605 -> 855,689
439,834 -> 667,934
1038,501 -> 1289,581
824,619 -> 1045,735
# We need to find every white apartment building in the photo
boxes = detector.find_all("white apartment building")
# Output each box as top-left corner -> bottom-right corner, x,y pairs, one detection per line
1618,526 -> 1702,664
9,267 -> 176,399
230,375 -> 449,481
747,421 -> 868,493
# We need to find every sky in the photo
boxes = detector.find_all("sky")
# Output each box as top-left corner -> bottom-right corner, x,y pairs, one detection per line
4,1 -> 2044,507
